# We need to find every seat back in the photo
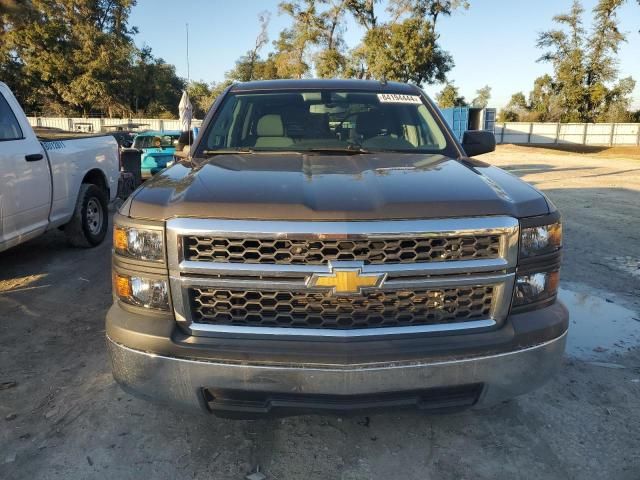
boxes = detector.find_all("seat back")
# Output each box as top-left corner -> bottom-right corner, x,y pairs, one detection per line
254,114 -> 293,148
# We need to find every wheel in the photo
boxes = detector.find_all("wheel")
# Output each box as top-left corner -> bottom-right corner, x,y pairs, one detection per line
64,183 -> 109,247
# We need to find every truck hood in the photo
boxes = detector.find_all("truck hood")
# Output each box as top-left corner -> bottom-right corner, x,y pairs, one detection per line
141,148 -> 175,160
127,153 -> 550,220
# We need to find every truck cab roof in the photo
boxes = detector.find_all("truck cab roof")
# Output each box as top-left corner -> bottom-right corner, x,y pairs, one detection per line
135,130 -> 181,137
230,79 -> 421,93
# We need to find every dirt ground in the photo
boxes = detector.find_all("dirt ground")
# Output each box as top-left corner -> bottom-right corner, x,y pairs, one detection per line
1,144 -> 639,480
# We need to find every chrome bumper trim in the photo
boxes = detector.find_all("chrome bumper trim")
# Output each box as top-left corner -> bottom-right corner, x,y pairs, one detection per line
107,330 -> 567,413
176,257 -> 513,277
187,319 -> 497,337
166,216 -> 520,240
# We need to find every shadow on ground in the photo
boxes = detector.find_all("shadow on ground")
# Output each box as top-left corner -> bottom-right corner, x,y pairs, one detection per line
501,143 -> 640,158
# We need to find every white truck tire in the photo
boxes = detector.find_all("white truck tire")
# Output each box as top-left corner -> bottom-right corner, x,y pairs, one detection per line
64,184 -> 109,247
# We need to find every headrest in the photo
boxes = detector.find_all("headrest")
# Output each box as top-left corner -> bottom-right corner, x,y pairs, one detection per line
257,114 -> 284,137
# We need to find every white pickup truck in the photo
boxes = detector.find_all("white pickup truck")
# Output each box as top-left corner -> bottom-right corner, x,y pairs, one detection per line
0,82 -> 119,252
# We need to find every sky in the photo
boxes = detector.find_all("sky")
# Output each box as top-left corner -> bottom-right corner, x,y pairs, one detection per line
129,0 -> 640,109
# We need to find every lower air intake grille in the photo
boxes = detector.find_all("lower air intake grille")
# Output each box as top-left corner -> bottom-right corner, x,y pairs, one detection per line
189,286 -> 494,329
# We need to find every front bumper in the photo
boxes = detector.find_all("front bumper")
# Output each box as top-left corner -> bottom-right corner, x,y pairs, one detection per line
106,318 -> 567,415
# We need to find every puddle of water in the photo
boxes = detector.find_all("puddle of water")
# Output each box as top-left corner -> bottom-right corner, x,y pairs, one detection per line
560,288 -> 640,360
609,256 -> 640,279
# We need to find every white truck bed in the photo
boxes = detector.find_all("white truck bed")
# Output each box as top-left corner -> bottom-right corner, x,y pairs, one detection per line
0,81 -> 119,251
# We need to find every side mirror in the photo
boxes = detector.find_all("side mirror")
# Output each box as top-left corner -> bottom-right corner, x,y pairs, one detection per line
461,130 -> 496,157
122,141 -> 133,148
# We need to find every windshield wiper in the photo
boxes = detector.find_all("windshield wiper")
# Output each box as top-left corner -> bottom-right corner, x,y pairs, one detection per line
304,146 -> 370,155
201,146 -> 372,156
202,148 -> 254,156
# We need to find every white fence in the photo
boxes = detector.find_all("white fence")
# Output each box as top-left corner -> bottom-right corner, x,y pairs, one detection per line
495,122 -> 640,146
26,116 -> 203,133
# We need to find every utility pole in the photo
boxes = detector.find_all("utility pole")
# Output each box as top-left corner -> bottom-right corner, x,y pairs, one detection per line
186,23 -> 190,85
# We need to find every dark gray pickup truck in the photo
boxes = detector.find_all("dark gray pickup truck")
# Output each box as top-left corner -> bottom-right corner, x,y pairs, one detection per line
107,79 -> 567,417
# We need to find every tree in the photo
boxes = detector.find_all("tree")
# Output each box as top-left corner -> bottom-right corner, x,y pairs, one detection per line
387,0 -> 470,25
436,83 -> 467,107
220,0 -> 466,86
499,92 -> 529,122
1,0 -> 140,115
584,0 -> 628,118
315,0 -> 350,78
346,0 -> 378,29
532,0 -> 633,122
272,0 -> 325,78
0,0 -> 33,104
347,0 -> 468,85
186,81 -> 214,118
471,85 -> 491,108
0,0 -> 185,117
528,74 -> 563,121
129,46 -> 185,118
536,0 -> 586,121
361,17 -> 453,85
209,80 -> 234,104
598,75 -> 636,121
226,11 -> 272,82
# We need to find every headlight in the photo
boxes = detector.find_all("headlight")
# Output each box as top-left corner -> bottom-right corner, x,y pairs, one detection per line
520,222 -> 562,258
114,273 -> 170,311
513,270 -> 559,308
114,226 -> 164,262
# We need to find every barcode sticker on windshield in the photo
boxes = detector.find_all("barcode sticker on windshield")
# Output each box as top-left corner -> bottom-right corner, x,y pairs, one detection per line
377,94 -> 423,104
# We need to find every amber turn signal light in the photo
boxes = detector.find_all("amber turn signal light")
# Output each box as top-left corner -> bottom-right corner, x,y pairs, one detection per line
114,273 -> 132,299
114,227 -> 128,252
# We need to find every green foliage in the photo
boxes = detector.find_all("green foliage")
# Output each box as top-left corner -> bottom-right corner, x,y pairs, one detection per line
1,0 -> 472,116
315,48 -> 348,78
225,11 -> 275,82
129,47 -> 185,118
241,0 -> 467,85
471,85 -> 491,108
314,0 -> 350,78
361,17 -> 452,85
186,81 -> 215,118
506,0 -> 635,122
346,0 -> 379,29
271,1 -> 325,78
0,0 -> 185,117
436,83 -> 467,107
499,92 -> 528,122
349,0 -> 466,85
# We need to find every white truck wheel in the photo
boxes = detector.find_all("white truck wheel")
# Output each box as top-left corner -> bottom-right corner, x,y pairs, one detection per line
64,184 -> 109,247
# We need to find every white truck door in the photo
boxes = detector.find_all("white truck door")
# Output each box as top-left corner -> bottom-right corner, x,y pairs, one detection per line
0,87 -> 52,249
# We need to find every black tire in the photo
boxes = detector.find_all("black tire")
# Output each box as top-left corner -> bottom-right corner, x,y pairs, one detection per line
64,183 -> 109,247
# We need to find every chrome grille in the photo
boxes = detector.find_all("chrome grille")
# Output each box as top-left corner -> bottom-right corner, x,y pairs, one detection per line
189,286 -> 494,329
167,217 -> 519,338
183,235 -> 502,265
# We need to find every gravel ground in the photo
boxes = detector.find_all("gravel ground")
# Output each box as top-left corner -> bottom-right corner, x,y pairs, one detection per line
1,144 -> 639,480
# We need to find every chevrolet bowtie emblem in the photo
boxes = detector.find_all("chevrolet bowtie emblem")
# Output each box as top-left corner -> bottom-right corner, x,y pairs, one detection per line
308,267 -> 386,295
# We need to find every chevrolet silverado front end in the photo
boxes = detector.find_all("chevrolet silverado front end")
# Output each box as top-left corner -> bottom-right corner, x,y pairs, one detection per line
106,79 -> 568,417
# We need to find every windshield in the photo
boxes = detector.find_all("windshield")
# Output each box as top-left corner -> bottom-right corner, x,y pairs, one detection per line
196,90 -> 448,154
133,134 -> 179,149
